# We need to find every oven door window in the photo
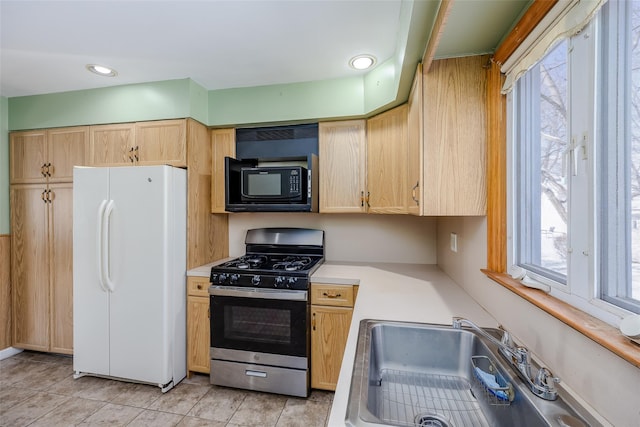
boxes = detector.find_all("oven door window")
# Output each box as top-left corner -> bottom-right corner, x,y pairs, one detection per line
210,295 -> 307,357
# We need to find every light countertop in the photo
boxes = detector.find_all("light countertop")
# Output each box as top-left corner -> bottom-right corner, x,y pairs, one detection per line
312,262 -> 496,427
186,258 -> 233,277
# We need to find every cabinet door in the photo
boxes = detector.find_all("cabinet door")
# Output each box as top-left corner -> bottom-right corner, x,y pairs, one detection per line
407,64 -> 424,216
187,295 -> 211,374
423,56 -> 487,215
210,128 -> 235,213
367,105 -> 408,214
48,127 -> 88,182
89,123 -> 135,166
135,119 -> 187,167
10,131 -> 47,184
310,305 -> 353,390
318,121 -> 367,213
10,185 -> 50,351
49,183 -> 74,354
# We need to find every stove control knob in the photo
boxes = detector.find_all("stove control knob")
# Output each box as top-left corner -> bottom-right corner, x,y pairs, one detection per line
287,277 -> 298,288
275,276 -> 285,288
252,275 -> 261,286
218,273 -> 228,284
230,274 -> 240,284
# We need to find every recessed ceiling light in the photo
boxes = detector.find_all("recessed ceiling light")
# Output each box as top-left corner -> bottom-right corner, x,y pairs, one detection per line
86,64 -> 117,77
349,55 -> 376,70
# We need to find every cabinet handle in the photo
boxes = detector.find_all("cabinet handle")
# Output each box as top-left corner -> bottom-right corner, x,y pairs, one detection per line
41,163 -> 47,177
312,312 -> 316,330
207,307 -> 210,319
46,162 -> 52,177
129,147 -> 135,162
47,189 -> 54,203
412,181 -> 419,205
360,191 -> 364,207
322,292 -> 342,299
366,191 -> 370,208
41,189 -> 47,203
197,284 -> 202,290
134,146 -> 139,162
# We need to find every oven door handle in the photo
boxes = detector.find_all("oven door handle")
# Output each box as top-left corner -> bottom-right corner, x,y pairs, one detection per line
209,286 -> 308,301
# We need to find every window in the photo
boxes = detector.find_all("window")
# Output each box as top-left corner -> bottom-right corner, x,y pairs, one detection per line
510,0 -> 640,322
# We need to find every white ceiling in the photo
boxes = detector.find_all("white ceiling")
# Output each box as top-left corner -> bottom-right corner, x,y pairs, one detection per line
0,0 -> 529,99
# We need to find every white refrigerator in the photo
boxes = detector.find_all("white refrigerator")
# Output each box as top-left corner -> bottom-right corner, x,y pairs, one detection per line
72,165 -> 187,392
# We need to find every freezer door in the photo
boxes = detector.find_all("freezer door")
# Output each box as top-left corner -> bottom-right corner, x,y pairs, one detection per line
107,166 -> 179,385
73,167 -> 111,376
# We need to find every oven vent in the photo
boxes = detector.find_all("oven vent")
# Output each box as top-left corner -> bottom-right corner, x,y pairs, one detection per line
235,123 -> 318,161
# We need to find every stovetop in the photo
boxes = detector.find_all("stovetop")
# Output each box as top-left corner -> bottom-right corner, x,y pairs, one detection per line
210,227 -> 324,290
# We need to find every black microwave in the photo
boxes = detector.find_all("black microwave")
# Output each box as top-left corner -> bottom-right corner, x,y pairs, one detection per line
225,156 -> 318,212
240,166 -> 305,202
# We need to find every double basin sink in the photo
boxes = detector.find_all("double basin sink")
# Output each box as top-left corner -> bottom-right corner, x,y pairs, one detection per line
346,320 -> 601,427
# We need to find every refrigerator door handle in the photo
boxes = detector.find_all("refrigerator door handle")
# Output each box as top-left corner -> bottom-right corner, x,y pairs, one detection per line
96,200 -> 109,292
101,199 -> 116,293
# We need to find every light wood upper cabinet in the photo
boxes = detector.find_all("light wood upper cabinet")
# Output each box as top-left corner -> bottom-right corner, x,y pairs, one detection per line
89,119 -> 187,167
210,128 -> 235,213
89,123 -> 135,166
366,104 -> 408,214
319,121 -> 367,213
10,183 -> 74,354
135,119 -> 187,167
10,127 -> 87,184
422,56 -> 487,215
407,63 -> 424,216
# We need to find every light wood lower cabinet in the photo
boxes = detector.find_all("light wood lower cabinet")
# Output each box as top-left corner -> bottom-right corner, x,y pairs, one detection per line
10,183 -> 73,354
187,276 -> 211,376
310,283 -> 357,391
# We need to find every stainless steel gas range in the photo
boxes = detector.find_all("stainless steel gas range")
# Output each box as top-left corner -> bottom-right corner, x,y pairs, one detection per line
208,228 -> 324,397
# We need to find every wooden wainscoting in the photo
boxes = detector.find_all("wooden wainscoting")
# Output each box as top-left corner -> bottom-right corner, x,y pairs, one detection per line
0,235 -> 11,349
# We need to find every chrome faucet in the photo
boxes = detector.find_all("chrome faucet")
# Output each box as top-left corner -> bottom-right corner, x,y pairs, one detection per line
452,317 -> 560,400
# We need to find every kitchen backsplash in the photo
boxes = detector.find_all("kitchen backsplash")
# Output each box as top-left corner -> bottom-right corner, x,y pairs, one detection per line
229,213 -> 437,264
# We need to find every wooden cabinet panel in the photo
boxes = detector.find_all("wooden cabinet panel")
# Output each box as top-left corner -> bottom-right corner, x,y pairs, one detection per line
318,121 -> 367,213
407,64 -> 424,216
310,305 -> 353,390
210,128 -> 235,213
187,277 -> 211,375
10,131 -> 47,184
49,184 -> 74,354
89,123 -> 135,166
423,56 -> 487,215
10,185 -> 51,351
367,104 -> 408,214
310,284 -> 354,307
135,119 -> 187,167
47,127 -> 88,182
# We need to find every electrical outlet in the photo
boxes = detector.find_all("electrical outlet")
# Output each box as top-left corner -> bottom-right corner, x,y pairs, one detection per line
450,233 -> 458,253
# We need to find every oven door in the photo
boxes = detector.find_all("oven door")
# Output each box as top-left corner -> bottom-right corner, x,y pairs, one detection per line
209,286 -> 308,358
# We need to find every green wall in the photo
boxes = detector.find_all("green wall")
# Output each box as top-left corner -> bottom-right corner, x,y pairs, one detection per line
0,97 -> 8,234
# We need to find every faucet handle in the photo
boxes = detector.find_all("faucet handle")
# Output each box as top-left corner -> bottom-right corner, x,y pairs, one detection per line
535,367 -> 561,389
500,329 -> 514,349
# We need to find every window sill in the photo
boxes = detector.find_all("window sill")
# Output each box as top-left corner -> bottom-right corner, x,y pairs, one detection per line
482,269 -> 640,368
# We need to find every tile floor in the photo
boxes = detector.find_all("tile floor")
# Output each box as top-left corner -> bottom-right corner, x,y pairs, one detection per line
0,351 -> 334,427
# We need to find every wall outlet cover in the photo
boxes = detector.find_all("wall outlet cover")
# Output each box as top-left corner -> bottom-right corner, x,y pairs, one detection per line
450,233 -> 458,253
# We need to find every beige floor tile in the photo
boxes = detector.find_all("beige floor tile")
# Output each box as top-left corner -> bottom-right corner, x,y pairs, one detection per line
0,386 -> 37,413
276,399 -> 330,427
109,382 -> 163,408
0,391 -> 70,427
182,373 -> 210,386
187,386 -> 247,422
308,390 -> 334,404
147,383 -> 210,415
14,362 -> 73,391
78,403 -> 142,426
127,409 -> 184,427
177,416 -> 227,427
0,360 -> 47,386
28,397 -> 105,426
228,393 -> 288,427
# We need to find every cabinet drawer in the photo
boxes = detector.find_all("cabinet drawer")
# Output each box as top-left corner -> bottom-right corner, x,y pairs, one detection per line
311,284 -> 354,307
187,277 -> 210,297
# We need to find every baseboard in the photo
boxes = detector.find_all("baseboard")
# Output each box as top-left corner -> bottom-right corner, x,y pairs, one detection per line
0,347 -> 23,361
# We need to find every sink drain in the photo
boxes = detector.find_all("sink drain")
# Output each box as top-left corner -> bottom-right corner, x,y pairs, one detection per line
414,413 -> 451,427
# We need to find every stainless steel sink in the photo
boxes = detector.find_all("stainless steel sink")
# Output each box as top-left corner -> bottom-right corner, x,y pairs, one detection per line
346,320 -> 601,427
